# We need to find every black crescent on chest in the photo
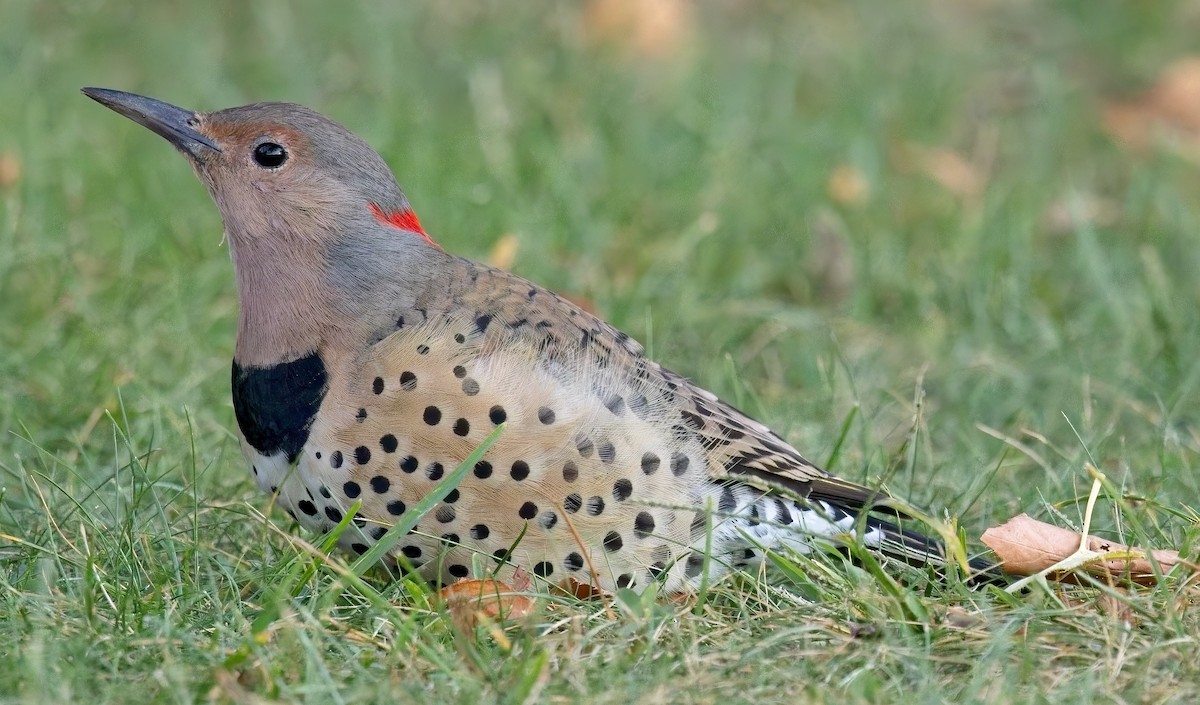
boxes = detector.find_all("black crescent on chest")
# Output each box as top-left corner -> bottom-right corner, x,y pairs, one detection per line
231,352 -> 328,464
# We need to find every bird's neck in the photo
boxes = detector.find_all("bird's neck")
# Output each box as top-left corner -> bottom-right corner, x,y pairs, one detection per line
227,217 -> 452,368
229,233 -> 340,368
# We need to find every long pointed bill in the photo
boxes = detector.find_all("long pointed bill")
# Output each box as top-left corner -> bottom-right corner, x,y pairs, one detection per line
81,87 -> 220,158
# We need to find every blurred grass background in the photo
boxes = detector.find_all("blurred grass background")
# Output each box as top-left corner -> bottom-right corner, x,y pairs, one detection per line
2,1 -> 1200,703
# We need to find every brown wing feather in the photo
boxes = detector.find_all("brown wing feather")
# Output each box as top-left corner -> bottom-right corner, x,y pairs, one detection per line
449,258 -> 897,515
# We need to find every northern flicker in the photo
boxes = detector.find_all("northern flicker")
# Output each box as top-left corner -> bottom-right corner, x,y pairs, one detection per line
83,87 -> 996,593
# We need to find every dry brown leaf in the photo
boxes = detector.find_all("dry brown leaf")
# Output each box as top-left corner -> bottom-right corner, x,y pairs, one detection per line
583,0 -> 693,58
487,232 -> 519,270
827,164 -> 870,206
557,576 -> 607,600
1104,56 -> 1200,157
439,576 -> 535,631
916,146 -> 984,197
895,143 -> 986,198
0,151 -> 20,188
981,513 -> 1195,587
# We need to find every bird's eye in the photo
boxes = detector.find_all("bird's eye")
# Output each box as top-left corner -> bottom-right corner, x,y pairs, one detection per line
253,142 -> 288,168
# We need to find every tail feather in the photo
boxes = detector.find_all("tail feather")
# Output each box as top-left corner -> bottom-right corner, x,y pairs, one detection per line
713,483 -> 1005,587
865,513 -> 1004,586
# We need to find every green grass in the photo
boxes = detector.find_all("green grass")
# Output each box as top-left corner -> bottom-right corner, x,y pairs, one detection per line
3,1 -> 1200,702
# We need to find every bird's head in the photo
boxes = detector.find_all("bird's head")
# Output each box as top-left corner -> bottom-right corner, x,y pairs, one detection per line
81,87 -> 434,251
83,87 -> 442,363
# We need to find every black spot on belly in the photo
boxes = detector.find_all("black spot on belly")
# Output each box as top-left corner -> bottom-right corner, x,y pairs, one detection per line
232,352 -> 327,463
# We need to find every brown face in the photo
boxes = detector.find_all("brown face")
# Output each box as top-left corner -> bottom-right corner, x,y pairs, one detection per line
191,109 -> 364,243
83,87 -> 413,247
199,119 -> 296,168
188,112 -> 313,190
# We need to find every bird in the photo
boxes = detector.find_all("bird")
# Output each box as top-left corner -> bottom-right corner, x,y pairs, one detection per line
82,87 -> 997,594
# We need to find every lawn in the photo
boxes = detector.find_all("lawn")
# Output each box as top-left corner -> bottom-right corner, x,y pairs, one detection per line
2,1 -> 1200,703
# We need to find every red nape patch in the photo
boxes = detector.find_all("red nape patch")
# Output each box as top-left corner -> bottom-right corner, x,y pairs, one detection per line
368,202 -> 438,247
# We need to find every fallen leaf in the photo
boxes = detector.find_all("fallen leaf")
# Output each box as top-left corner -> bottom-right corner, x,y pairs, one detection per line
1148,57 -> 1200,131
914,145 -> 985,197
1104,56 -> 1200,157
0,151 -> 20,188
558,577 -> 606,600
583,0 -> 693,58
487,232 -> 519,270
981,513 -> 1195,587
510,564 -> 532,592
827,164 -> 870,206
439,577 -> 534,631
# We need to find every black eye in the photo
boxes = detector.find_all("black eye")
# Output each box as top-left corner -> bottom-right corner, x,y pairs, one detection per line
253,142 -> 287,168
